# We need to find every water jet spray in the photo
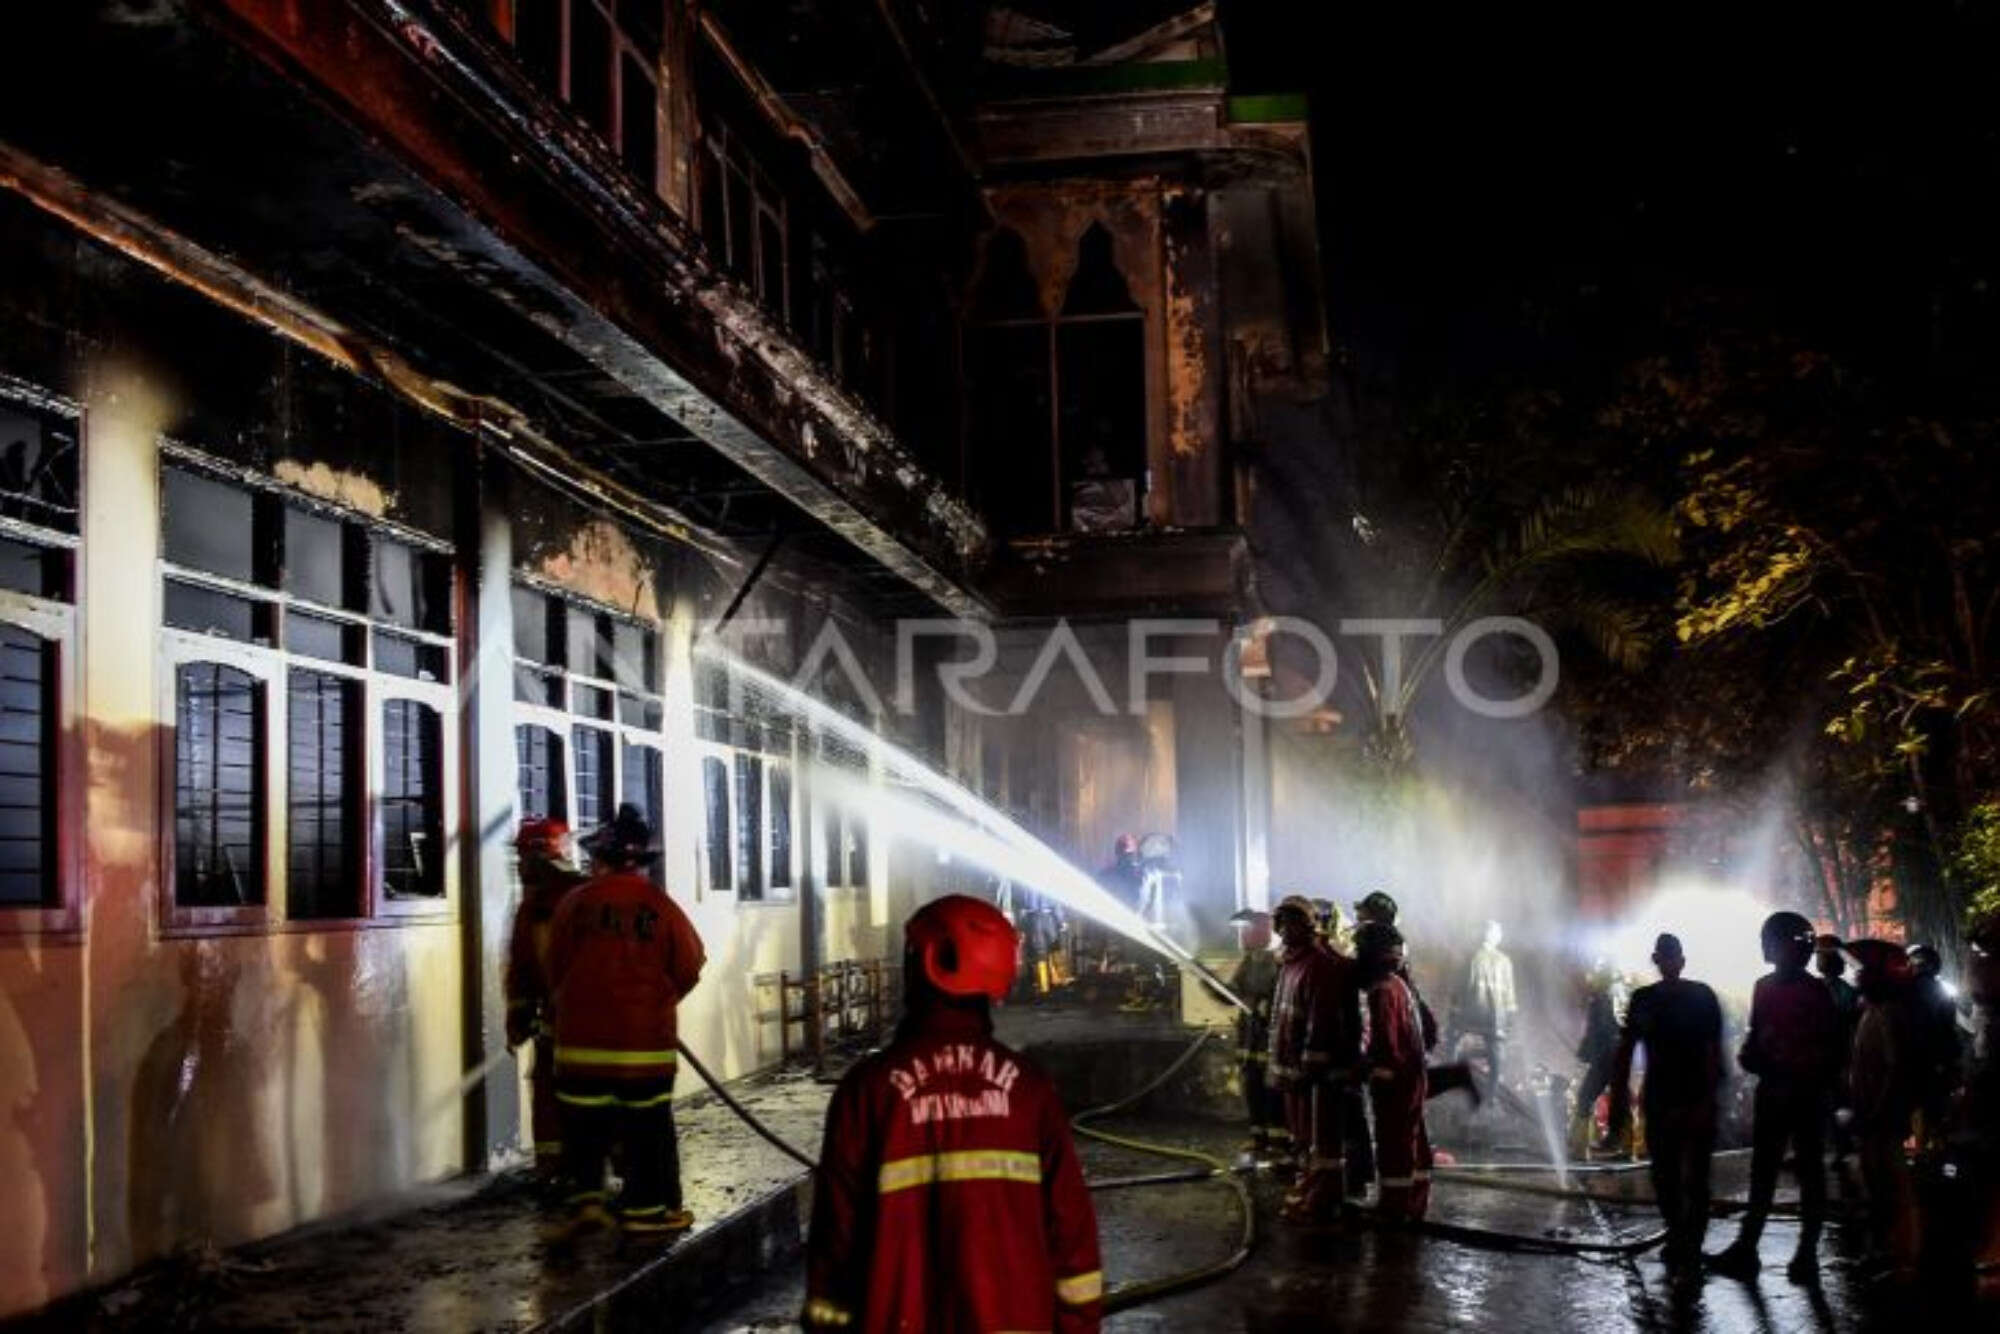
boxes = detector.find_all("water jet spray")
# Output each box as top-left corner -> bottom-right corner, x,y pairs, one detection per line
702,642 -> 1249,1012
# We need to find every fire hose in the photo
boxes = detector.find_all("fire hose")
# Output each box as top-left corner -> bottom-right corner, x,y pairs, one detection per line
677,1024 -> 1675,1301
1068,1028 -> 1258,1313
1436,1158 -> 1831,1221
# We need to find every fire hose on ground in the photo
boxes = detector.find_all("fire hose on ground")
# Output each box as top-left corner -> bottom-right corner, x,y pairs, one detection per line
679,1020 -> 1674,1305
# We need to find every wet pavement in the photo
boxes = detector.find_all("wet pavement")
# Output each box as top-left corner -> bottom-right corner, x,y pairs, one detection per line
29,1069 -> 835,1334
696,1119 -> 1986,1334
21,1007 -> 1990,1333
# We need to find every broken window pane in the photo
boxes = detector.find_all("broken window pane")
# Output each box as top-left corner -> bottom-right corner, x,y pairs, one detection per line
572,724 -> 615,832
734,753 -> 763,901
371,539 -> 450,634
163,467 -> 257,582
0,401 -> 78,533
512,586 -> 559,665
175,662 -> 264,907
282,506 -> 355,609
516,723 -> 567,822
566,605 -> 613,681
612,619 -> 655,692
516,664 -> 564,708
768,763 -> 792,891
383,700 -> 444,898
702,755 -> 732,892
0,625 -> 54,907
287,669 -> 360,919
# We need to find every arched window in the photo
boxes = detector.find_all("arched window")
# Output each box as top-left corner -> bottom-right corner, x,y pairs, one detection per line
175,662 -> 265,908
0,625 -> 56,908
968,223 -> 1145,535
383,700 -> 444,899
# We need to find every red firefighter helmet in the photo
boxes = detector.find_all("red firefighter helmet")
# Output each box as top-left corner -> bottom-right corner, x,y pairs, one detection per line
515,817 -> 576,870
907,895 -> 1021,1002
1113,833 -> 1140,858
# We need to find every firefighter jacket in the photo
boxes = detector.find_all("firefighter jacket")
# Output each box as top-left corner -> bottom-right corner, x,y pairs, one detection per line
1365,971 -> 1430,1102
1228,949 -> 1281,1060
544,871 -> 705,1082
1461,944 -> 1517,1035
1268,943 -> 1359,1087
802,1004 -> 1102,1334
503,865 -> 586,1040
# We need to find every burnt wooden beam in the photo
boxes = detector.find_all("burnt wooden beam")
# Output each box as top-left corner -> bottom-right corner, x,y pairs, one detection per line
204,0 -> 991,618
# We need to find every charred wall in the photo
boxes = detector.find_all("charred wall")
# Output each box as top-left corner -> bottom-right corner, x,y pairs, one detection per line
0,172 -> 951,1315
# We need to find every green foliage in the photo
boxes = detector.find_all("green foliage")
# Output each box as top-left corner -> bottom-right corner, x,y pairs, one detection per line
1950,801 -> 2000,930
1588,315 -> 2000,944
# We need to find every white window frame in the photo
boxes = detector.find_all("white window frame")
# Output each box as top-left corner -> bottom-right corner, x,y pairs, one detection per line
372,672 -> 460,920
156,450 -> 460,935
0,576 -> 81,937
509,579 -> 668,846
693,737 -> 796,905
0,375 -> 82,936
158,632 -> 285,935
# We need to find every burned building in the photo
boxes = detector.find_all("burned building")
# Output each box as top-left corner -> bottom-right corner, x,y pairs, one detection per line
0,0 -> 1324,1311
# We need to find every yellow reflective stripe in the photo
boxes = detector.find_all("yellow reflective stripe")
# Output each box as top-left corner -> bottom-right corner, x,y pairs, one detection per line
556,1091 -> 617,1107
613,1089 -> 674,1108
803,1295 -> 854,1326
877,1150 -> 1042,1195
554,1046 -> 677,1066
1055,1270 -> 1103,1305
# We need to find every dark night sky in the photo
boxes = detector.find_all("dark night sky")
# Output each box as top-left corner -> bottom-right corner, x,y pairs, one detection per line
1227,1 -> 2000,397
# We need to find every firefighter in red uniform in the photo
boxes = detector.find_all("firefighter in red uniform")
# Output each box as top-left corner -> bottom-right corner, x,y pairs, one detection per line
1267,895 -> 1359,1224
504,818 -> 587,1178
1357,920 -> 1433,1221
802,895 -> 1103,1333
545,804 -> 706,1233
